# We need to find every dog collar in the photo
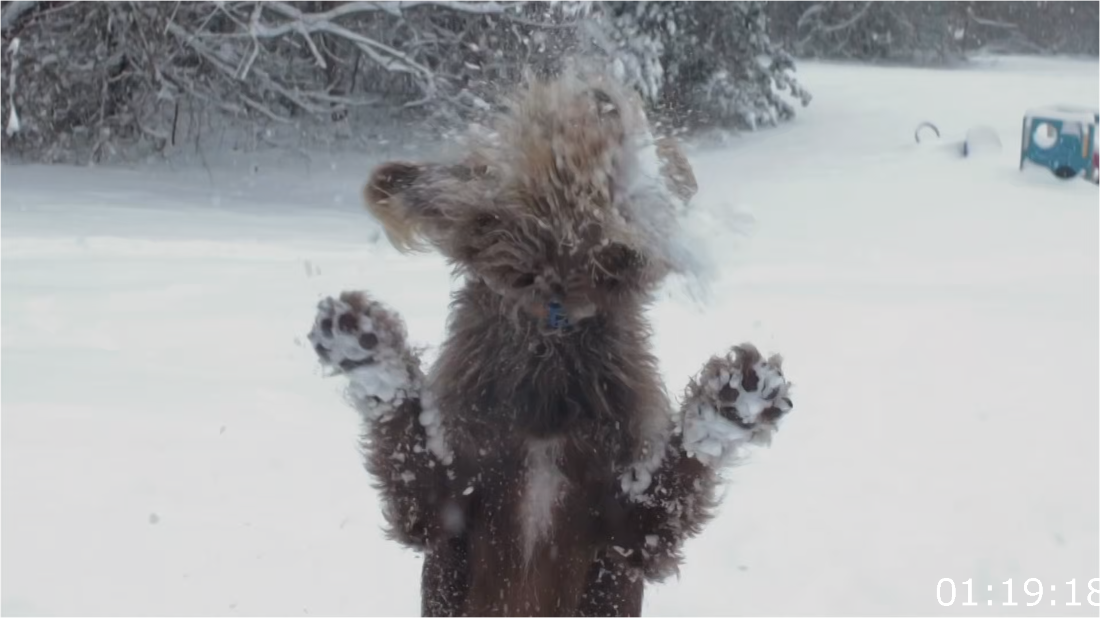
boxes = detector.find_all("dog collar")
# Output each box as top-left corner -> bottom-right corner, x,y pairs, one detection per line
527,299 -> 570,330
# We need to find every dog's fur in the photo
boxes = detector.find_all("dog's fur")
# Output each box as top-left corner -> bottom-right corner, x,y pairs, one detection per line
309,71 -> 792,617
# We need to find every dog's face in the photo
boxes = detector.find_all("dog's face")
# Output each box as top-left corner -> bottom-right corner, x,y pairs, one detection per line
364,74 -> 696,325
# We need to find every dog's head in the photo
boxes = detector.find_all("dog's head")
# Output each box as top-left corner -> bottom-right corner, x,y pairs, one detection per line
364,72 -> 697,326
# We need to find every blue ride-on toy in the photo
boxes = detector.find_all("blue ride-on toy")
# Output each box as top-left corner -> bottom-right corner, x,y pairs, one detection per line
1020,105 -> 1099,183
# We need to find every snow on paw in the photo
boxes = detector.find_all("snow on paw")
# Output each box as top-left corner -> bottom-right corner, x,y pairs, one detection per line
308,291 -> 418,421
680,343 -> 793,467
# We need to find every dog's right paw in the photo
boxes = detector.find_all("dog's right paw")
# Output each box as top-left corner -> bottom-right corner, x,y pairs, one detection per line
308,292 -> 418,419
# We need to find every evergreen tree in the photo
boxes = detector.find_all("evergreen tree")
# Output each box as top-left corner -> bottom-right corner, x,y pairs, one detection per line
583,1 -> 813,131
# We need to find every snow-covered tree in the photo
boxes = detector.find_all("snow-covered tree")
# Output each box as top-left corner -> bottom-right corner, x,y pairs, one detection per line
581,1 -> 812,132
767,1 -> 1099,64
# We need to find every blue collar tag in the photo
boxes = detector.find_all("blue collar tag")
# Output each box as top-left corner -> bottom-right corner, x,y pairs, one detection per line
546,300 -> 569,329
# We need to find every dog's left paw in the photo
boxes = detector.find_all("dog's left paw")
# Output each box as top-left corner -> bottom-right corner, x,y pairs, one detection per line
680,343 -> 793,466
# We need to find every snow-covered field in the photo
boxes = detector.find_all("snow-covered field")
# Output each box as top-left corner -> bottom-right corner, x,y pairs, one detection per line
2,56 -> 1097,617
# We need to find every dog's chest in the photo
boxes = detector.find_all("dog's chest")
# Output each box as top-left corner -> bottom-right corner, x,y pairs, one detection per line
519,438 -> 568,563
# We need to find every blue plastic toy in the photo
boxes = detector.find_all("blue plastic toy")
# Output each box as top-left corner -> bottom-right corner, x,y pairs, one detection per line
1019,105 -> 1099,182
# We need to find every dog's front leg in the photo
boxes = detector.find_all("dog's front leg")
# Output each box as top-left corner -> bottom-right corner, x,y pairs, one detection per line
615,343 -> 794,582
309,291 -> 454,550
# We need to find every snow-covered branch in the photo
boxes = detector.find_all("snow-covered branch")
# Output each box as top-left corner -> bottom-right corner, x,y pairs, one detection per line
260,2 -> 436,79
0,1 -> 36,32
5,36 -> 20,136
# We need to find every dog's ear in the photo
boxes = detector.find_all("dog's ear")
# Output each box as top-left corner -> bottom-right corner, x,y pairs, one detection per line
364,161 -> 433,252
364,158 -> 497,253
655,136 -> 698,204
366,160 -> 485,253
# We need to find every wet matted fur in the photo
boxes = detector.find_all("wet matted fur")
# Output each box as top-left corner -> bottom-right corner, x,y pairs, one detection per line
309,71 -> 794,617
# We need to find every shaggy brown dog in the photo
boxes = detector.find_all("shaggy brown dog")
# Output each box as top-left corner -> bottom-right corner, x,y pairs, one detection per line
308,72 -> 794,617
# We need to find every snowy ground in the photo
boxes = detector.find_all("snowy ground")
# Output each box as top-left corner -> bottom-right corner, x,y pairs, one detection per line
2,56 -> 1097,617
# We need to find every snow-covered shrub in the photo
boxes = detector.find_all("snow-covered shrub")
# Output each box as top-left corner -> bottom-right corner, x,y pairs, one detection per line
579,2 -> 666,105
0,1 -> 580,163
581,1 -> 812,132
0,1 -> 814,163
1,2 -> 164,163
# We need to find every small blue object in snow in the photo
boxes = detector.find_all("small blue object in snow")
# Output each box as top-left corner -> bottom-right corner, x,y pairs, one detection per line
1020,105 -> 1099,181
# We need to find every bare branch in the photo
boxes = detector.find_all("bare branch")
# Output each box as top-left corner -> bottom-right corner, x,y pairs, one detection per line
298,29 -> 327,70
816,2 -> 873,35
260,2 -> 435,78
967,13 -> 1019,30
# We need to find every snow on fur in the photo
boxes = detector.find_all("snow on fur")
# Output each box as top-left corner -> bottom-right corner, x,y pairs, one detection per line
520,438 -> 567,565
417,389 -> 454,466
619,432 -> 670,501
616,124 -> 717,303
